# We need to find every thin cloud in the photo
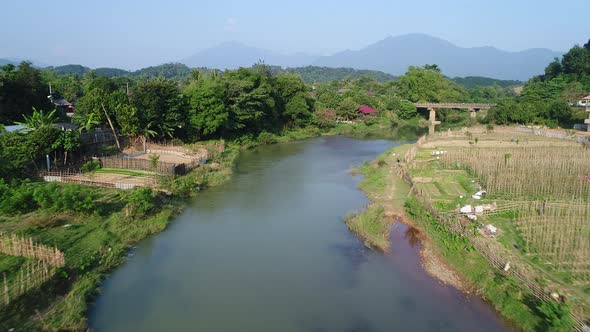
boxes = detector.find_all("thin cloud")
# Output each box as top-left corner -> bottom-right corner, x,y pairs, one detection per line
224,18 -> 238,32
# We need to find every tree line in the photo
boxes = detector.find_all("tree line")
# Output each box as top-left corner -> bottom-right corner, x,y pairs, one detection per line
487,38 -> 590,127
2,52 -> 575,181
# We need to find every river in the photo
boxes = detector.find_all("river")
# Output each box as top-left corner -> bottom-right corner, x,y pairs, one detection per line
89,136 -> 510,332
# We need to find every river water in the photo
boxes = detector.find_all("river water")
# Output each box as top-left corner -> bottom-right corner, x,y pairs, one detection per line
89,136 -> 510,332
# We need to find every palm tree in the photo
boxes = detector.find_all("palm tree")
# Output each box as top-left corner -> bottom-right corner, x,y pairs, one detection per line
15,108 -> 58,132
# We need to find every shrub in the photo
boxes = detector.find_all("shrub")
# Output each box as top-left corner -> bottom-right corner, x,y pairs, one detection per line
32,183 -> 96,214
314,108 -> 337,128
0,180 -> 36,215
149,154 -> 160,171
125,187 -> 156,217
537,301 -> 574,332
81,160 -> 101,173
257,131 -> 278,145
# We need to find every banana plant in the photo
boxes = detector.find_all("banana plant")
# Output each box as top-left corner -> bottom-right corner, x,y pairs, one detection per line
15,108 -> 58,132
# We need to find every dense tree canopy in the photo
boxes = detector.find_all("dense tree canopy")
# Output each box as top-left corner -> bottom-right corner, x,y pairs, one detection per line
486,37 -> 590,127
0,62 -> 52,123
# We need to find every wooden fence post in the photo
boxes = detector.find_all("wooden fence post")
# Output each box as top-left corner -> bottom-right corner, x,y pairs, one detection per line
3,272 -> 9,305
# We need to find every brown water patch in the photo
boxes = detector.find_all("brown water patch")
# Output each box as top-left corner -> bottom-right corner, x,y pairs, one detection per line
386,221 -> 513,331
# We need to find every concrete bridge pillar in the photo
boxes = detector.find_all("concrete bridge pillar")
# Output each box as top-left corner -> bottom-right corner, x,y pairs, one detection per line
469,108 -> 477,125
428,108 -> 441,136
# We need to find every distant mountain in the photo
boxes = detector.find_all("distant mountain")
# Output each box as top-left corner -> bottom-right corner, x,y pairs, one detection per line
0,59 -> 16,66
49,64 -> 90,76
95,67 -> 130,77
182,41 -> 319,69
451,76 -> 523,88
281,66 -> 395,83
312,34 -> 562,81
46,63 -> 201,80
0,58 -> 51,68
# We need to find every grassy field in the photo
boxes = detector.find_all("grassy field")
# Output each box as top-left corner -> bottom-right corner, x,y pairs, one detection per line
407,127 -> 589,329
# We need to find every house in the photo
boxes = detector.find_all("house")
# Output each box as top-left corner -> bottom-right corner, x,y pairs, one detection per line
52,98 -> 75,116
359,105 -> 378,115
576,92 -> 590,107
337,88 -> 351,95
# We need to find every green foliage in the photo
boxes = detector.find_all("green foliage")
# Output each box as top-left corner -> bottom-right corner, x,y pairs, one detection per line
395,65 -> 467,103
32,183 -> 97,214
344,205 -> 389,251
257,131 -> 278,144
452,76 -> 523,88
284,92 -> 312,127
149,154 -> 160,171
487,38 -> 590,128
0,181 -> 96,215
15,108 -> 58,131
0,126 -> 63,179
337,97 -> 359,120
281,66 -> 395,83
0,62 -> 53,123
397,99 -> 418,120
81,160 -> 101,173
130,63 -> 192,80
313,108 -> 337,128
125,187 -> 156,217
537,301 -> 574,331
184,78 -> 228,139
131,80 -> 188,139
51,130 -> 81,164
404,197 -> 543,330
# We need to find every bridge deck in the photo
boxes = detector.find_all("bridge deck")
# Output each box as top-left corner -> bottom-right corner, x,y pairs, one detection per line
415,103 -> 496,109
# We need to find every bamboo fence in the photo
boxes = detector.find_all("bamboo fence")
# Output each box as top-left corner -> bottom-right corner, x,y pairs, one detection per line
399,150 -> 589,330
2,260 -> 55,307
99,155 -> 177,175
515,202 -> 590,278
0,234 -> 65,307
40,170 -> 157,189
0,233 -> 65,267
441,146 -> 590,200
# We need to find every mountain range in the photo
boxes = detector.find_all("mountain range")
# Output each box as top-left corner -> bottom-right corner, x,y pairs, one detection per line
1,34 -> 563,81
182,41 -> 318,69
180,34 -> 561,80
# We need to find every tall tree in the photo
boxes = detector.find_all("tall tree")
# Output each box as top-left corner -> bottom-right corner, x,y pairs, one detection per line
0,62 -> 52,123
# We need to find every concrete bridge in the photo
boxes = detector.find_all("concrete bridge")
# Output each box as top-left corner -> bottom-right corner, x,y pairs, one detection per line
415,103 -> 497,135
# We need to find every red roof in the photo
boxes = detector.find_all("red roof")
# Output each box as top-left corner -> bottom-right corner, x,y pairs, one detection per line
359,105 -> 378,114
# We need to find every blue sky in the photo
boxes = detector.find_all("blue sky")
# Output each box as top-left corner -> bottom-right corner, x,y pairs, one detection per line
1,0 -> 589,69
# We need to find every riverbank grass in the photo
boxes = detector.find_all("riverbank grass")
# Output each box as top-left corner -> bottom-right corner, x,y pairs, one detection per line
405,197 -> 544,331
345,144 -> 413,251
345,205 -> 389,251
